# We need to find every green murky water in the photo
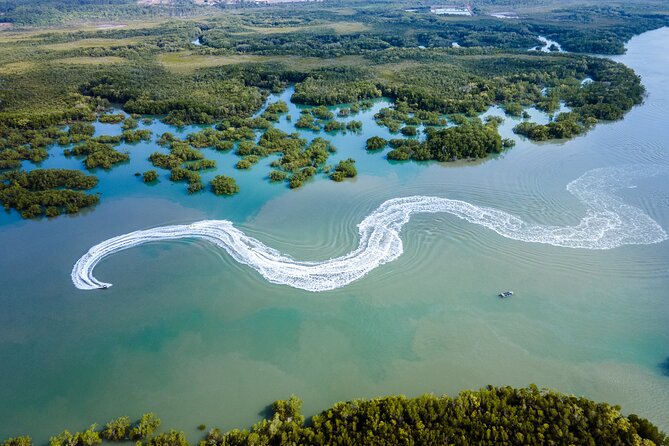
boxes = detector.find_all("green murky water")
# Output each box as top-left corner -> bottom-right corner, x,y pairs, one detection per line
1,28 -> 668,440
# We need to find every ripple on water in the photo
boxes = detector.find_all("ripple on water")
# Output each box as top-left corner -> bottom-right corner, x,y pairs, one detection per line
248,178 -> 395,260
607,139 -> 668,166
71,165 -> 668,291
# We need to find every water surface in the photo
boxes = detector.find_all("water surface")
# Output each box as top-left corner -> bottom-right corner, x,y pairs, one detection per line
1,28 -> 668,440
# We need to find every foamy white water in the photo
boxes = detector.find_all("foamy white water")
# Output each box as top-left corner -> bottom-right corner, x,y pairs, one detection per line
72,166 -> 667,291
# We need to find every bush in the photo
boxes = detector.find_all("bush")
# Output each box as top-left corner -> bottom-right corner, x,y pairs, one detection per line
215,141 -> 234,151
102,416 -> 131,441
45,206 -> 60,218
295,115 -> 320,131
366,136 -> 388,150
211,175 -> 239,196
146,430 -> 188,446
329,171 -> 345,182
387,148 -> 411,160
122,129 -> 152,143
187,181 -> 204,194
121,118 -> 138,130
504,102 -> 524,116
50,425 -> 100,446
98,114 -> 125,124
324,121 -> 345,132
311,106 -> 334,120
330,158 -> 356,181
269,170 -> 288,182
235,159 -> 252,170
289,176 -> 303,189
2,437 -> 31,446
346,120 -> 363,131
143,170 -> 158,183
502,138 -> 516,148
129,413 -> 160,440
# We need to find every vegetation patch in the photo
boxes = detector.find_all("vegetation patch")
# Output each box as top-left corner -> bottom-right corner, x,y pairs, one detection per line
0,1 -> 662,218
53,57 -> 127,65
0,169 -> 99,218
210,175 -> 239,196
388,119 -> 503,162
157,53 -> 267,74
2,386 -> 667,445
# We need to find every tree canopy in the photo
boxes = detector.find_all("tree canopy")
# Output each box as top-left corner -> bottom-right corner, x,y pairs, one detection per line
4,387 -> 667,446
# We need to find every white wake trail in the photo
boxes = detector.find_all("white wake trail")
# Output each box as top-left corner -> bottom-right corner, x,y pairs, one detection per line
72,166 -> 667,291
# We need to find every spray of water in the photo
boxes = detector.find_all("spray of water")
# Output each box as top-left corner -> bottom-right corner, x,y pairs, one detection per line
72,166 -> 667,291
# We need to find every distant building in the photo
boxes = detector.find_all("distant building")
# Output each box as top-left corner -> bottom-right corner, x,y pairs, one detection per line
489,12 -> 520,19
430,4 -> 472,16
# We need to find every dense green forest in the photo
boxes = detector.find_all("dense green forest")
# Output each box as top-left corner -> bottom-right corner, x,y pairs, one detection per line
0,0 -> 200,26
2,386 -> 667,446
0,0 -> 665,218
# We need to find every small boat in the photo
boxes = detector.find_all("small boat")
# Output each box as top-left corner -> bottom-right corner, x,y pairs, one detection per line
498,291 -> 514,298
100,285 -> 109,290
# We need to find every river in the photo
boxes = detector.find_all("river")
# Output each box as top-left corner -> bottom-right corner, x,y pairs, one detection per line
0,27 -> 668,440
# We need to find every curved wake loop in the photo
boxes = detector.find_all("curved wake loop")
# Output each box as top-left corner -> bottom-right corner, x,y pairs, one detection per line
72,166 -> 667,292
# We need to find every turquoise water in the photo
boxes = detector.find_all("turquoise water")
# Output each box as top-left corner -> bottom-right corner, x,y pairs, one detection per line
1,28 -> 669,440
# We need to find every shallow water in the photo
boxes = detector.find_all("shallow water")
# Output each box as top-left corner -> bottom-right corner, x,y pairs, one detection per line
1,28 -> 668,440
530,35 -> 563,52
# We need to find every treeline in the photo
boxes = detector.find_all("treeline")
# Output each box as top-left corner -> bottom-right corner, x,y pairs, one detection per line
194,5 -> 669,58
81,64 -> 267,126
199,15 -> 544,57
3,0 -> 668,58
530,5 -> 669,54
0,0 -> 200,26
292,68 -> 382,106
3,386 -> 667,446
0,6 -> 650,133
26,21 -> 200,48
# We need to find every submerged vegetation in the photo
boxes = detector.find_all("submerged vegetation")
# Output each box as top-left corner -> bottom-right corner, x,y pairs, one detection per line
0,0 -> 664,218
3,386 -> 667,445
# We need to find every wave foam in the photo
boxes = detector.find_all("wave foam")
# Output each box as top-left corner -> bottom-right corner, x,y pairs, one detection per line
72,166 -> 667,291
